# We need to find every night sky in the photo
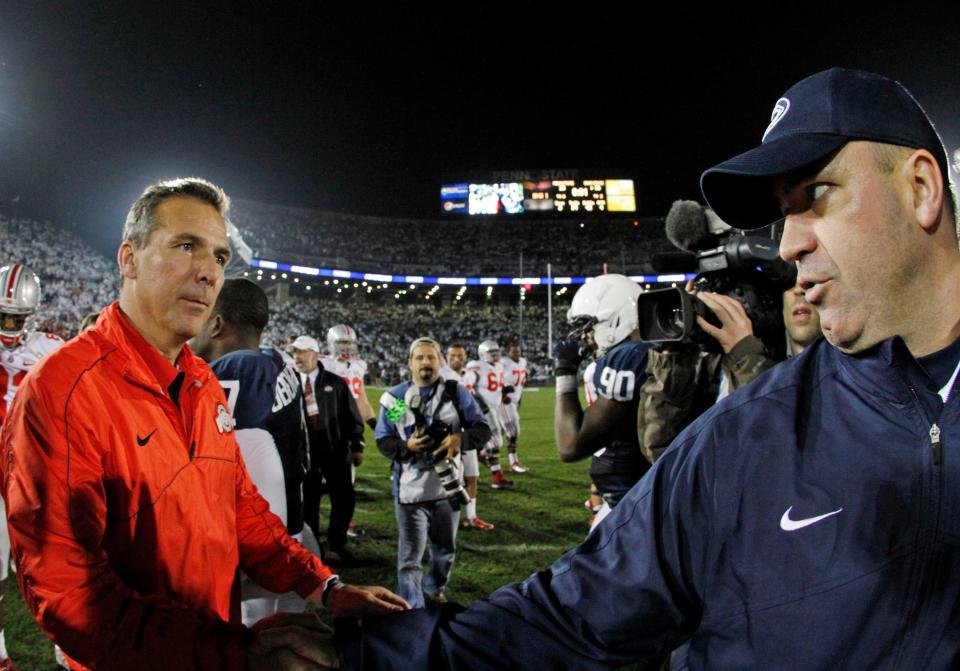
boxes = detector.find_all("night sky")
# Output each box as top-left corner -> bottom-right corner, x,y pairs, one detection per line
0,3 -> 957,257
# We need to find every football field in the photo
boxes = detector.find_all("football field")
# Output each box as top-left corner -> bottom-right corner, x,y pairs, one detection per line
5,385 -> 599,668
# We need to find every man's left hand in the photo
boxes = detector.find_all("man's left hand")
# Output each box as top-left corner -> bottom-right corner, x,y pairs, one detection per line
435,433 -> 462,460
323,584 -> 411,617
351,451 -> 364,467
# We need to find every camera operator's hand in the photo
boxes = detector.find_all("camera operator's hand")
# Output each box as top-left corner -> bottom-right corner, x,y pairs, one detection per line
406,433 -> 434,454
553,335 -> 584,375
434,432 -> 462,460
687,281 -> 754,354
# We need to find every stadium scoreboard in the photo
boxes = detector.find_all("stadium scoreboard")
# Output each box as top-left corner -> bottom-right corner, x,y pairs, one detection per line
440,174 -> 636,216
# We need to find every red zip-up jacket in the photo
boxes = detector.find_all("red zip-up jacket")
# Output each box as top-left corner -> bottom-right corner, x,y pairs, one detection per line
0,302 -> 332,669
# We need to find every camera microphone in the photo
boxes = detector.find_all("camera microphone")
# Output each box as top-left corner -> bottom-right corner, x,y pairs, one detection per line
665,200 -> 733,253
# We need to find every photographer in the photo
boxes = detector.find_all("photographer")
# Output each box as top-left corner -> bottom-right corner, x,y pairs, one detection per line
639,273 -> 820,463
375,337 -> 491,608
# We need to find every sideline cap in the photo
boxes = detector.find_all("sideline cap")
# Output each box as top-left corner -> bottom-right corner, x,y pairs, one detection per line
291,335 -> 320,352
700,67 -> 949,230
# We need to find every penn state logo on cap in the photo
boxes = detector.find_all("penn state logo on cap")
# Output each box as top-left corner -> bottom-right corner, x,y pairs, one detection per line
215,403 -> 234,434
762,97 -> 790,141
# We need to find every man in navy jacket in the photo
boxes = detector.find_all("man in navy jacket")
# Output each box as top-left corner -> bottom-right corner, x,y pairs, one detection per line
333,68 -> 960,670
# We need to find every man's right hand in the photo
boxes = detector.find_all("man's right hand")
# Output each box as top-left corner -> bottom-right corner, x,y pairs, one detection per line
686,280 -> 754,354
248,613 -> 339,670
552,335 -> 584,375
406,433 -> 433,453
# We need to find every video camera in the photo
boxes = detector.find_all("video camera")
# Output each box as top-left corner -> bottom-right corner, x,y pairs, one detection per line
409,398 -> 471,510
637,200 -> 794,355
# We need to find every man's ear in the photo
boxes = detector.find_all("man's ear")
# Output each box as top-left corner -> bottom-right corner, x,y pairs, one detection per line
118,241 -> 138,280
902,148 -> 945,233
208,314 -> 225,339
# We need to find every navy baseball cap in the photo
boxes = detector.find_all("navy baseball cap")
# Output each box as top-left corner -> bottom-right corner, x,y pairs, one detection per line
700,67 -> 949,230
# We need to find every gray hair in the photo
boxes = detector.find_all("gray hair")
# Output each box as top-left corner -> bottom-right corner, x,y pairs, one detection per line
408,337 -> 443,360
122,177 -> 230,248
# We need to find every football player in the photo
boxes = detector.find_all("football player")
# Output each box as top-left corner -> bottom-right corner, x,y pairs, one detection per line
321,323 -> 375,537
581,359 -> 604,528
441,343 -> 494,530
463,340 -> 513,490
499,341 -> 528,473
0,263 -> 64,671
322,323 -> 376,427
553,274 -> 651,528
190,278 -> 319,625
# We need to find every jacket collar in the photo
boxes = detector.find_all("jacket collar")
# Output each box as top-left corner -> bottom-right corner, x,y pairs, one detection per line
834,335 -> 956,405
95,301 -> 211,396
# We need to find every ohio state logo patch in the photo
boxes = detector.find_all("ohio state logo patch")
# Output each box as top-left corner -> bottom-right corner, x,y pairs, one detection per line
215,403 -> 234,434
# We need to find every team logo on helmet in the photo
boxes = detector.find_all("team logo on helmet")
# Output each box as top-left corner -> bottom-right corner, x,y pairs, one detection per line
215,403 -> 234,434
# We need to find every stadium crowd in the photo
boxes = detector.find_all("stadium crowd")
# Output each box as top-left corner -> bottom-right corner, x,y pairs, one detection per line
1,214 -> 572,378
230,198 -> 673,277
0,216 -> 116,339
263,295 -> 563,383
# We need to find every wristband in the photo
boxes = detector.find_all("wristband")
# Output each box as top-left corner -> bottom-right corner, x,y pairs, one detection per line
321,575 -> 343,607
555,375 -> 578,396
366,417 -> 377,431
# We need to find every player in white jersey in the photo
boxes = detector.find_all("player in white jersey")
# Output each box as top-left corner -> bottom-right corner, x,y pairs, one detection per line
499,341 -> 529,473
442,343 -> 494,530
322,324 -> 376,426
0,264 -> 64,671
463,340 -> 513,490
321,323 -> 375,538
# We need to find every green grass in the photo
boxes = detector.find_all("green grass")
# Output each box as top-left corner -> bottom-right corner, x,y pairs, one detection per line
6,385 -> 600,669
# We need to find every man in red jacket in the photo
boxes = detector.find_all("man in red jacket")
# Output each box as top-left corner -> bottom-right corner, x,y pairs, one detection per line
0,177 -> 406,670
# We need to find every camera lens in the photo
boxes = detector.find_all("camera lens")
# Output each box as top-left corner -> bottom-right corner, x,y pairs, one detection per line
655,300 -> 684,340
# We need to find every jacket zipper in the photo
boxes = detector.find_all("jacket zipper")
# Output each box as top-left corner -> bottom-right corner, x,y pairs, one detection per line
930,423 -> 941,466
900,385 -> 942,667
908,385 -> 942,467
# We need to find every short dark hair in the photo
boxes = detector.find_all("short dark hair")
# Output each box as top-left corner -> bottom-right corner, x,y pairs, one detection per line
123,177 -> 230,248
213,279 -> 269,337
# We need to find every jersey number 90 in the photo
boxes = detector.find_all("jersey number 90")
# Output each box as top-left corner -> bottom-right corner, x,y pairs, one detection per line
599,367 -> 635,402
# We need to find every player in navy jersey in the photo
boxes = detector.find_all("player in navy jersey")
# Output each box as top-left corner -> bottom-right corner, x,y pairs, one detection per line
553,274 -> 651,527
190,278 -> 317,624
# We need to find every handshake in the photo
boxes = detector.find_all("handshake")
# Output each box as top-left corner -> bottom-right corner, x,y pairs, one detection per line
247,584 -> 410,670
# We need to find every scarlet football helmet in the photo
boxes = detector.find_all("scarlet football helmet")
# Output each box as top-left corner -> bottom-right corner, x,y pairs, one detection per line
0,263 -> 41,349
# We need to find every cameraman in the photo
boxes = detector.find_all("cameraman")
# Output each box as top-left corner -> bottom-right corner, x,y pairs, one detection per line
638,275 -> 819,463
375,337 -> 491,608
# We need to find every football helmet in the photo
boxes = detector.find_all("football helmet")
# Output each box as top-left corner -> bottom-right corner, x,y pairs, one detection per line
567,274 -> 641,356
478,340 -> 500,364
327,323 -> 358,359
0,263 -> 41,349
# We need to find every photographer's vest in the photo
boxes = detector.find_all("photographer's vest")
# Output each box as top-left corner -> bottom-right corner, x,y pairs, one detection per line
380,379 -> 464,504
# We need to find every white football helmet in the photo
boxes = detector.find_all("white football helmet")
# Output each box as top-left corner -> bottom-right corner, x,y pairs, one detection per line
327,323 -> 358,359
0,263 -> 41,349
567,274 -> 641,356
478,340 -> 500,364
